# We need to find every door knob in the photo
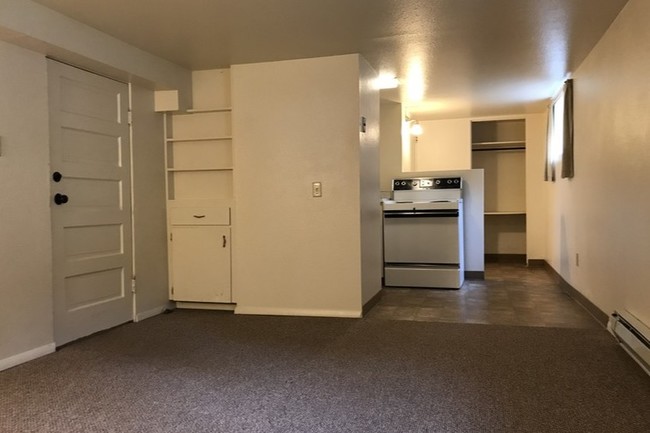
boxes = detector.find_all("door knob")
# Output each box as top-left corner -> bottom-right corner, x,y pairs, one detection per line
52,171 -> 63,182
54,193 -> 69,205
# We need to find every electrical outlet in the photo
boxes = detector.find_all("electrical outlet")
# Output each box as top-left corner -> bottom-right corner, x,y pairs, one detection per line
312,182 -> 322,197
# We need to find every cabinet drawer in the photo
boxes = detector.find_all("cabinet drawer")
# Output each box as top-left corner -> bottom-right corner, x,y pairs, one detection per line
169,206 -> 230,225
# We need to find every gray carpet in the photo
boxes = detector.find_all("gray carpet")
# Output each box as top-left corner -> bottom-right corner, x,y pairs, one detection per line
1,310 -> 649,433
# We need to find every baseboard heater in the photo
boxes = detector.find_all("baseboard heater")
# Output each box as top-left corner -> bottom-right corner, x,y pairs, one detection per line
608,310 -> 650,375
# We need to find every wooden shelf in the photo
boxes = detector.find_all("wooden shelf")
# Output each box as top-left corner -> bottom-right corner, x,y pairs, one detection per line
167,136 -> 232,142
186,107 -> 232,113
472,140 -> 525,146
472,140 -> 526,152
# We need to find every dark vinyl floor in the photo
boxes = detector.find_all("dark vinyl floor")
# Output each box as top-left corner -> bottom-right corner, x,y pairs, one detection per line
367,262 -> 602,329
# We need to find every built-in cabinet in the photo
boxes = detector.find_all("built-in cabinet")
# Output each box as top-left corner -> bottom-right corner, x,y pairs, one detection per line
160,69 -> 234,304
471,119 -> 527,258
169,225 -> 231,302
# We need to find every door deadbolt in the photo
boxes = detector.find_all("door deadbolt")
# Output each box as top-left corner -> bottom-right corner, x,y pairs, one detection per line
54,193 -> 69,205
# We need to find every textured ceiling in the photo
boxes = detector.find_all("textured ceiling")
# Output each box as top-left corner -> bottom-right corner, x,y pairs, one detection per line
34,0 -> 628,119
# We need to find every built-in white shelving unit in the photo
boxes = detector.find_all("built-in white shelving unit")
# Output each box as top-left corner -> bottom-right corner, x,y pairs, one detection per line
158,69 -> 234,305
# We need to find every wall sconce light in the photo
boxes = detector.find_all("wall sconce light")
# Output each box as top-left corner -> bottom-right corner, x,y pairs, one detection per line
375,74 -> 400,90
410,121 -> 423,137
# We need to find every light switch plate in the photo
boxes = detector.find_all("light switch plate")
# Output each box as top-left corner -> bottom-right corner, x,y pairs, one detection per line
312,182 -> 322,197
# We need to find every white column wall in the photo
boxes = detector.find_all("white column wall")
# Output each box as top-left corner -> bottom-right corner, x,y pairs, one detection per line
358,56 -> 382,305
231,54 -> 364,317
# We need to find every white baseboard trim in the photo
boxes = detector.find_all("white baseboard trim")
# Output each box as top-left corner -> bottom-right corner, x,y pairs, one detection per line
0,343 -> 56,372
134,304 -> 170,322
235,306 -> 362,319
176,302 -> 236,311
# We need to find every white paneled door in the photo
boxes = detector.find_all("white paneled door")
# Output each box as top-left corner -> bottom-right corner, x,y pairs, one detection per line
48,60 -> 133,346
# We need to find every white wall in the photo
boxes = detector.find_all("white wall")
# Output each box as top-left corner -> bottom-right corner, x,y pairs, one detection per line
131,86 -> 170,321
546,0 -> 650,324
231,54 -> 374,317
412,119 -> 472,171
0,41 -> 54,368
379,100 -> 403,194
525,113 -> 548,261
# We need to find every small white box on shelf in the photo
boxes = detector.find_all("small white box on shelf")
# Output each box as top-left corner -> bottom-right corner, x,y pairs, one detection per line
154,90 -> 179,112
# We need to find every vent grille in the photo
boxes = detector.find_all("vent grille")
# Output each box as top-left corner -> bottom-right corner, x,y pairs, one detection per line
609,310 -> 650,375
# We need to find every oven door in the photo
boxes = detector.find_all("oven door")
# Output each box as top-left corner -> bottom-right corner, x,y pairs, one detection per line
383,209 -> 460,265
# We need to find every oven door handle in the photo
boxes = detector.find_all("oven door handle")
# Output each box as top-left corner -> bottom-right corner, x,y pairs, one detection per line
384,210 -> 459,218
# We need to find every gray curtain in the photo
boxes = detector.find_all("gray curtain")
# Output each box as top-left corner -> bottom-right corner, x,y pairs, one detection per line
561,79 -> 574,178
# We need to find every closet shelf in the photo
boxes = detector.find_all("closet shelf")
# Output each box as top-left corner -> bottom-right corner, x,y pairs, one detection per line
472,140 -> 526,152
472,140 -> 525,146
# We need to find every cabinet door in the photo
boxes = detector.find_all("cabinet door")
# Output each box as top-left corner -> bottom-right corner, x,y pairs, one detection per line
170,226 -> 231,302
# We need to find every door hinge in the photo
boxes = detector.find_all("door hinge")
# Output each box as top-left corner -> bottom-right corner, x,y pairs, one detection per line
170,233 -> 173,241
127,110 -> 133,126
171,286 -> 174,295
131,277 -> 137,294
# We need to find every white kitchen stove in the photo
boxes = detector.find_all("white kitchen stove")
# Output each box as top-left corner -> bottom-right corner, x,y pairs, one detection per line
382,177 -> 465,289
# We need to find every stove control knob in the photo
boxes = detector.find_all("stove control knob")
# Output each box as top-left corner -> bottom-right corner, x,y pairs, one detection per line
401,181 -> 406,186
454,179 -> 459,183
435,179 -> 441,185
412,181 -> 418,187
447,179 -> 452,184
